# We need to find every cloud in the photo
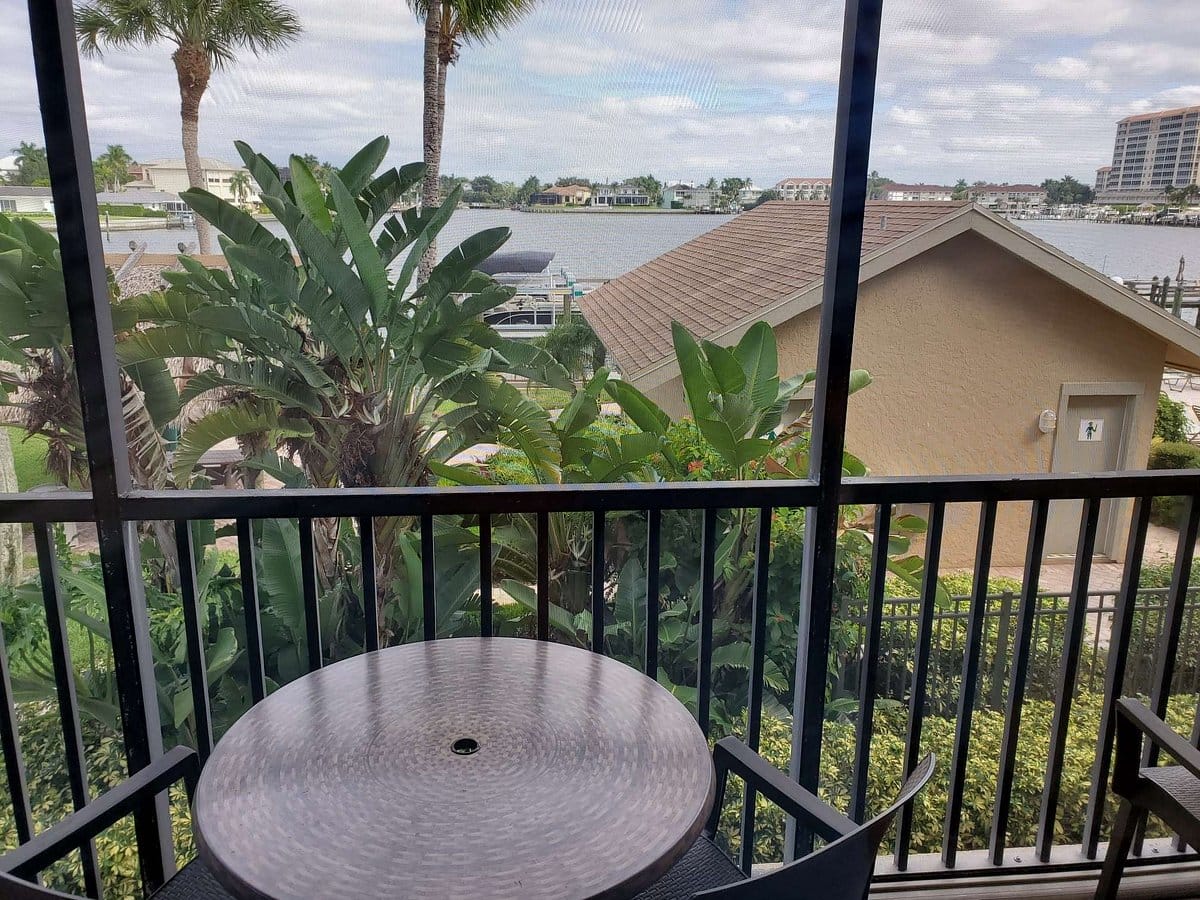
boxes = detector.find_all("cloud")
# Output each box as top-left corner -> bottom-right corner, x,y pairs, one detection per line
2,0 -> 1200,189
887,106 -> 930,127
1034,56 -> 1092,79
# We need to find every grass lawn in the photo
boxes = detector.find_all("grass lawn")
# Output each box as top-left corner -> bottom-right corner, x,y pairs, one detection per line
5,427 -> 55,490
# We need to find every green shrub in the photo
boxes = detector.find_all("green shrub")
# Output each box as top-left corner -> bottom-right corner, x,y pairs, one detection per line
1147,441 -> 1200,526
97,203 -> 168,219
870,575 -> 1098,712
1155,393 -> 1189,443
1148,441 -> 1200,470
718,692 -> 1198,864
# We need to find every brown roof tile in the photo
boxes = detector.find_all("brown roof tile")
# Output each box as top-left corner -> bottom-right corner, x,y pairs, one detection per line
580,200 -> 967,375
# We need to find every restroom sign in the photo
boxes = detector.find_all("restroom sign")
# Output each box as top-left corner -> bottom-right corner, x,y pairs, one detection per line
1078,419 -> 1104,442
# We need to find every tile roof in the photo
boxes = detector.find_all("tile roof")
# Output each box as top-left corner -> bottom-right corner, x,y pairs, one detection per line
580,200 -> 967,376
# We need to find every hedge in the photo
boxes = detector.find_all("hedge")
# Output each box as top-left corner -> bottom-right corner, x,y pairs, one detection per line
718,691 -> 1198,864
0,703 -> 194,899
1147,441 -> 1200,526
97,204 -> 168,219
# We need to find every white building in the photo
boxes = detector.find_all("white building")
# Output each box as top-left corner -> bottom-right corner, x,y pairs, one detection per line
96,189 -> 188,212
662,183 -> 719,209
594,184 -> 652,206
968,184 -> 1047,209
736,181 -> 762,207
0,156 -> 19,182
884,183 -> 956,202
1097,105 -> 1200,204
0,185 -> 54,213
132,157 -> 248,201
775,177 -> 832,201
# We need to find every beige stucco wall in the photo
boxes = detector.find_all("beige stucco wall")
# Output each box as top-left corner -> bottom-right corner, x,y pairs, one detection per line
644,232 -> 1167,566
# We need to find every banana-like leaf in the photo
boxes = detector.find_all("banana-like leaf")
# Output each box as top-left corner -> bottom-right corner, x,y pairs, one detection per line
125,359 -> 181,428
115,326 -> 228,365
172,401 -> 313,482
390,185 -> 463,309
735,322 -> 781,409
556,368 -> 610,438
179,188 -> 290,259
603,379 -> 670,436
424,227 -> 510,302
337,135 -> 390,196
288,155 -> 334,235
329,172 -> 387,317
235,140 -> 286,202
179,361 -> 325,415
225,244 -> 299,307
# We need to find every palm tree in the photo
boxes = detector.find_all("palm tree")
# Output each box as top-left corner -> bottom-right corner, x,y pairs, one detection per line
9,141 -> 49,185
95,143 -> 132,191
76,0 -> 301,254
228,169 -> 252,205
408,0 -> 538,279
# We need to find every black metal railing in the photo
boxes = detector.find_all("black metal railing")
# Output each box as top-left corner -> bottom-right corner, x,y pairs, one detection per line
3,469 -> 1200,894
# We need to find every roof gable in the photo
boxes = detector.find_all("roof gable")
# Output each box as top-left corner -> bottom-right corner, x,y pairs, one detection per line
581,201 -> 966,375
580,201 -> 1200,386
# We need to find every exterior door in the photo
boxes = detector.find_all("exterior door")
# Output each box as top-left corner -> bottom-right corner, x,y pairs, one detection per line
1045,391 -> 1134,557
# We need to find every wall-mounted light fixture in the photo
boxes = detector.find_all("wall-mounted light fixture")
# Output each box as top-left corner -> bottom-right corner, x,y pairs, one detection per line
1038,409 -> 1057,434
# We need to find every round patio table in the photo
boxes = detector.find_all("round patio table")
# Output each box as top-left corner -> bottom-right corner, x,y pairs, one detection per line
193,637 -> 715,899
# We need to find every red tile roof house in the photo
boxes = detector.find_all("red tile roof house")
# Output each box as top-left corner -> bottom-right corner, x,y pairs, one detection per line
580,201 -> 1200,565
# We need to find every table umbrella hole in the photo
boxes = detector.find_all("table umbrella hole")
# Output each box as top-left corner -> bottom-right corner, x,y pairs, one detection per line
452,737 -> 480,756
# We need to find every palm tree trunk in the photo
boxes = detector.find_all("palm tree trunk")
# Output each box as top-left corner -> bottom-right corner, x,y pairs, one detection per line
0,428 -> 22,586
418,0 -> 442,283
174,43 -> 215,256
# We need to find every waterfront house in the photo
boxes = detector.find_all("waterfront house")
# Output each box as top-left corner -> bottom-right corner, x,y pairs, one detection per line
969,183 -> 1047,210
530,184 -> 592,206
884,183 -> 956,201
662,183 -> 719,209
95,189 -> 187,212
776,176 -> 833,200
131,157 -> 248,202
581,200 -> 1200,565
593,183 -> 652,206
0,184 -> 55,213
736,181 -> 763,207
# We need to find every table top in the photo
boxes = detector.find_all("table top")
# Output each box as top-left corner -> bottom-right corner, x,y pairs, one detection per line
193,637 -> 715,900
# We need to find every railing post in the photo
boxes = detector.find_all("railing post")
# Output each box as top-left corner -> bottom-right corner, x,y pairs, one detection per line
786,0 -> 884,860
989,591 -> 1014,709
25,0 -> 173,889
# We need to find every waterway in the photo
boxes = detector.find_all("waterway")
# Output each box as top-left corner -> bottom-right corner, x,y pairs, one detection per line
101,210 -> 1200,282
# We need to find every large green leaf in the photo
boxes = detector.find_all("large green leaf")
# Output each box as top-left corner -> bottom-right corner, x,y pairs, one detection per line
125,359 -> 180,428
423,227 -> 510,302
735,322 -> 780,409
179,361 -> 325,415
172,401 -> 312,483
180,188 -> 290,259
390,186 -> 462,308
603,379 -> 670,435
288,155 -> 334,235
329,172 -> 388,317
115,326 -> 228,365
235,141 -> 286,201
337,136 -> 390,196
672,322 -> 717,421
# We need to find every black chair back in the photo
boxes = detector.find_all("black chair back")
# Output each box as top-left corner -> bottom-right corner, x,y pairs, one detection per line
699,754 -> 937,900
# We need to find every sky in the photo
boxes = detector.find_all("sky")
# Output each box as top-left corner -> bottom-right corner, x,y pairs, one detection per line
3,0 -> 1200,188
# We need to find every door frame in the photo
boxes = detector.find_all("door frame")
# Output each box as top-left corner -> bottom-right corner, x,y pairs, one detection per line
1050,381 -> 1143,557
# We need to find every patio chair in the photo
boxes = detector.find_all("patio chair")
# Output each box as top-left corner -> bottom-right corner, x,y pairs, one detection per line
1095,699 -> 1200,900
0,746 -> 230,899
637,737 -> 935,900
